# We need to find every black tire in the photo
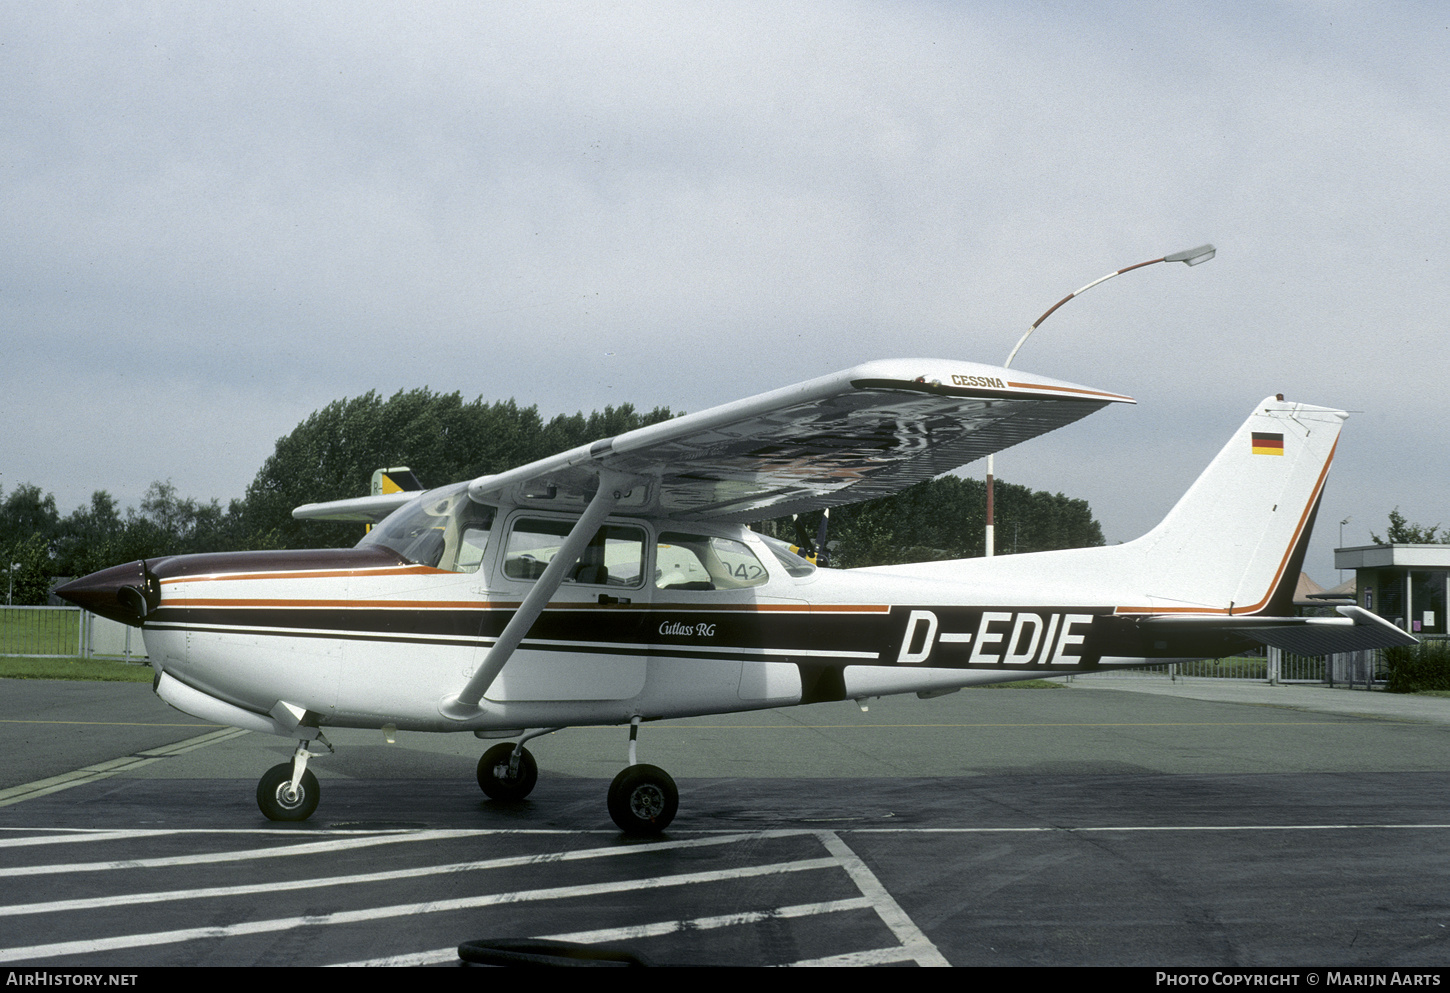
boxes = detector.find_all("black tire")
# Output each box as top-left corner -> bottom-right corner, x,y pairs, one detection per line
256,762 -> 320,822
607,764 -> 678,834
477,743 -> 538,801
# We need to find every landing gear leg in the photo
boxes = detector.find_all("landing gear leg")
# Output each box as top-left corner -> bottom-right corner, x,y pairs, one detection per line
257,733 -> 333,822
607,717 -> 678,835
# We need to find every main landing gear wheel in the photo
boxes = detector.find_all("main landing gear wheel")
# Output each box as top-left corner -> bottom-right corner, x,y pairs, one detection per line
257,762 -> 320,822
477,743 -> 538,801
607,764 -> 678,834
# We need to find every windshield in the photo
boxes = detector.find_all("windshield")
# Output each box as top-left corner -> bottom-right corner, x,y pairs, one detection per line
358,482 -> 496,572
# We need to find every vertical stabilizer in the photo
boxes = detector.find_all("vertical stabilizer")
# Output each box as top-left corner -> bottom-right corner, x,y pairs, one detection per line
1131,398 -> 1345,614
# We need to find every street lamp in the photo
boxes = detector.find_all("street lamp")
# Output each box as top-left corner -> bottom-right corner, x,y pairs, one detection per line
985,244 -> 1215,557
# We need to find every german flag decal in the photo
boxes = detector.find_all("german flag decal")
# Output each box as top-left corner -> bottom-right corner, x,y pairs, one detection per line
1251,432 -> 1285,455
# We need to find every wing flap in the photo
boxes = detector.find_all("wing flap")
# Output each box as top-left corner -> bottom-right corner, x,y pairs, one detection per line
469,358 -> 1132,521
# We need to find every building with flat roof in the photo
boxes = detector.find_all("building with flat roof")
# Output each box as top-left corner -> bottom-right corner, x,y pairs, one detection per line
1334,544 -> 1450,637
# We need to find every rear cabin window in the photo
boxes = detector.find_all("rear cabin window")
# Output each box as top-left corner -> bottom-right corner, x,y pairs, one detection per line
502,519 -> 645,588
656,533 -> 769,590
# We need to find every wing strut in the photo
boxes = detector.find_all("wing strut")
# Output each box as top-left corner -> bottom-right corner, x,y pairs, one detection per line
439,470 -> 640,721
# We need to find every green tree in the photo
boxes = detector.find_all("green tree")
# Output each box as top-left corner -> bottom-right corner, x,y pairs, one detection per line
1,484 -> 61,602
8,532 -> 55,605
0,483 -> 60,554
52,491 -> 125,577
9,390 -> 1110,586
1371,508 -> 1445,545
117,481 -> 245,560
766,475 -> 1103,568
241,389 -> 675,549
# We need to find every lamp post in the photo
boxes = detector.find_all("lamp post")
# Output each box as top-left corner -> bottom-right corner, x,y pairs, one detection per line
1338,517 -> 1351,583
985,244 -> 1215,557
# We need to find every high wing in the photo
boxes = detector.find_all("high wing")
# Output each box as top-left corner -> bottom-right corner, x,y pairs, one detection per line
468,358 -> 1132,522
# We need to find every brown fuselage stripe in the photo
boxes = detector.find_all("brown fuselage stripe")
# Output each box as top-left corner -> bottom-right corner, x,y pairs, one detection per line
159,597 -> 890,613
160,565 -> 452,585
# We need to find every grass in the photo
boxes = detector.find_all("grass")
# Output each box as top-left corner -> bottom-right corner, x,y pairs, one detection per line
0,657 -> 153,682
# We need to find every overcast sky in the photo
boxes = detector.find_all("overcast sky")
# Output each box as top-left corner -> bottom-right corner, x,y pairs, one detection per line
3,1 -> 1447,584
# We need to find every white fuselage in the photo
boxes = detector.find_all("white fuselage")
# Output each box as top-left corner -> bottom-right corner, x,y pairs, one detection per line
140,519 -> 1188,739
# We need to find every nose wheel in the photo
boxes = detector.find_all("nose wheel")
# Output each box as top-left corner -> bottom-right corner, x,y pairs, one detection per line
257,763 -> 319,821
256,734 -> 331,822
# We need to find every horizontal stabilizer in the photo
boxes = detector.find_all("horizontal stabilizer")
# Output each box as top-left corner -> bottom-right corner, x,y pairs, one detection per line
1141,606 -> 1417,656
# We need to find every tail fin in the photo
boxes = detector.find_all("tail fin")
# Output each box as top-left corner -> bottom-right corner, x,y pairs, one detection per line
1132,397 -> 1345,615
372,467 -> 423,496
294,467 -> 425,526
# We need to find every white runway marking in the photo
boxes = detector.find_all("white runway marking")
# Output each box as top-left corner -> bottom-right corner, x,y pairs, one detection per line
0,827 -> 498,878
0,831 -> 766,915
817,830 -> 950,967
2,821 -> 1444,967
0,827 -> 947,966
0,858 -> 841,962
342,898 -> 881,967
330,830 -> 946,967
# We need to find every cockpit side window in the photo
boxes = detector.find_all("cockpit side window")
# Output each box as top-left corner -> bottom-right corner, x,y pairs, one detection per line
656,532 -> 769,590
447,503 -> 495,572
502,518 -> 645,588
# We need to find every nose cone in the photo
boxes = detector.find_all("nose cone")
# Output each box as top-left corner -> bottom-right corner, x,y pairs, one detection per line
54,561 -> 159,627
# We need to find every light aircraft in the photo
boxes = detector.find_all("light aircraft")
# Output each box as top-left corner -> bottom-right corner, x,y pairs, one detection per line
57,359 -> 1415,833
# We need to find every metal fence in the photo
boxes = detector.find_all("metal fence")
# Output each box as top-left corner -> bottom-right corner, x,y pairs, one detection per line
0,606 -> 82,657
0,606 -> 146,660
1083,646 -> 1387,687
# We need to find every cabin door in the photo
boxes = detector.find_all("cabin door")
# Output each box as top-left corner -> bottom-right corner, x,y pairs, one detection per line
478,512 -> 650,703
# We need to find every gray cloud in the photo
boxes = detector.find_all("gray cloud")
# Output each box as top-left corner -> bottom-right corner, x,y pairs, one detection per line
2,1 -> 1446,583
